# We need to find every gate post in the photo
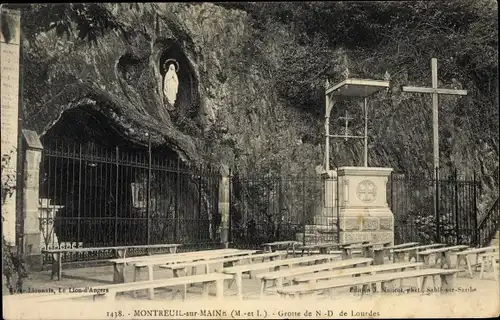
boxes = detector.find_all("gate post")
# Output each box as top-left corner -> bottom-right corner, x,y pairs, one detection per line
20,130 -> 43,269
218,165 -> 230,248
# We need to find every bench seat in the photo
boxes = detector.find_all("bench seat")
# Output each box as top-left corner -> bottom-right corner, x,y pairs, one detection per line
479,252 -> 499,280
256,257 -> 372,297
392,243 -> 445,262
292,261 -> 423,286
417,245 -> 469,269
455,246 -> 498,278
341,241 -> 391,260
110,249 -> 249,284
159,251 -> 285,276
372,242 -> 420,263
263,241 -> 301,257
277,268 -> 460,299
219,254 -> 336,299
43,243 -> 182,281
3,273 -> 233,304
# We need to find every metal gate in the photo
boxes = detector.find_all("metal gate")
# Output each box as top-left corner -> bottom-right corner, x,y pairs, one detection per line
38,138 -> 220,262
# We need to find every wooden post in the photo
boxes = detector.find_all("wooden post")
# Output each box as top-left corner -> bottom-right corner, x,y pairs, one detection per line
431,58 -> 439,172
325,94 -> 331,171
363,98 -> 368,167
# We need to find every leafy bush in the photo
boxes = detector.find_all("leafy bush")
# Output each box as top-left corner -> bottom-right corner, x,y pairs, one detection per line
1,152 -> 28,294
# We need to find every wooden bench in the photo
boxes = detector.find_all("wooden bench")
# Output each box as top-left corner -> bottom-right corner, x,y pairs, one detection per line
277,268 -> 460,299
479,251 -> 499,280
110,248 -> 243,283
44,243 -> 181,280
263,241 -> 300,257
392,243 -> 445,262
3,273 -> 233,303
292,261 -> 423,290
129,249 -> 259,299
156,251 -> 285,298
159,251 -> 285,277
297,243 -> 343,255
417,245 -> 469,269
372,242 -> 420,263
342,241 -> 392,260
218,254 -> 335,299
256,257 -> 372,297
455,246 -> 498,278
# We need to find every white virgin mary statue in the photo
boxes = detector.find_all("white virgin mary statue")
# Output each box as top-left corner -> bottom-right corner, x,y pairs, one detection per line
163,63 -> 179,106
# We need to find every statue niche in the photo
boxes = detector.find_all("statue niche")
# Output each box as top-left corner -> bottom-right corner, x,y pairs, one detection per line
163,59 -> 179,109
157,40 -> 200,118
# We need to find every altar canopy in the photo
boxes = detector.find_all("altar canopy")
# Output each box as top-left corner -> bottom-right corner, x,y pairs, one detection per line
324,78 -> 389,170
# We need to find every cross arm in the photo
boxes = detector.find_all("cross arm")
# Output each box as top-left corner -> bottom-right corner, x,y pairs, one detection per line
401,86 -> 468,96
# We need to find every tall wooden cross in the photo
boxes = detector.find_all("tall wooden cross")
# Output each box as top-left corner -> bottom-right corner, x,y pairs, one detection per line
339,110 -> 353,141
402,58 -> 467,173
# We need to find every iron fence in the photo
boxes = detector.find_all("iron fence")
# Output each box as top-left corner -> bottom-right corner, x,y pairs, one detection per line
38,138 -> 221,263
229,173 -> 337,248
389,168 -> 481,246
478,197 -> 499,247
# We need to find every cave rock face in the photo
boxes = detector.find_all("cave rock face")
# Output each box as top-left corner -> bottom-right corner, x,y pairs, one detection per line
24,3 -> 322,173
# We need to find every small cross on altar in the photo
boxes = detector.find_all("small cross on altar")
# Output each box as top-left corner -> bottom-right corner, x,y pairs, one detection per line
402,58 -> 468,173
339,110 -> 353,141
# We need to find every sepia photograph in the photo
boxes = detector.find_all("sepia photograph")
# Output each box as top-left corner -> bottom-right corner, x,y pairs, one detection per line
1,2 -> 498,319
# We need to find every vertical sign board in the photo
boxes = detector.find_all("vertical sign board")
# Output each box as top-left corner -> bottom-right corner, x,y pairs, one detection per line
1,8 -> 21,246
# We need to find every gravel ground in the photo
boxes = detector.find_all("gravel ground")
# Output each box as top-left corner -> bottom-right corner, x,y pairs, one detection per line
3,255 -> 499,319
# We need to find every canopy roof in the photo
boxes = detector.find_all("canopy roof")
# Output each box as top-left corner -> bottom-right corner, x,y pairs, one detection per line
326,78 -> 390,99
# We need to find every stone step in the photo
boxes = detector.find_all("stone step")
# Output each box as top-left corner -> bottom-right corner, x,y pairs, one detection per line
304,224 -> 338,234
313,216 -> 338,225
295,232 -> 338,244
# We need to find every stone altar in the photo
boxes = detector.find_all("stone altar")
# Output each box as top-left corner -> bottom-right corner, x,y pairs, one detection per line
296,167 -> 394,245
336,166 -> 394,244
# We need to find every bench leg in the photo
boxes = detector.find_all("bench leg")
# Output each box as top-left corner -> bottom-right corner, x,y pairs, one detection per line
132,266 -> 141,298
432,275 -> 438,287
493,259 -> 499,281
464,256 -> 473,278
260,279 -> 266,298
443,252 -> 452,269
227,277 -> 234,289
201,282 -> 209,299
419,254 -> 430,268
50,253 -> 62,280
168,247 -> 177,254
409,249 -> 417,262
374,250 -> 384,265
147,265 -> 154,300
102,291 -> 117,302
235,272 -> 243,300
113,263 -> 125,284
341,249 -> 349,260
480,259 -> 486,279
399,267 -> 406,287
440,273 -> 455,292
361,247 -> 370,258
419,276 -> 428,293
115,249 -> 126,258
276,277 -> 284,290
375,282 -> 382,293
181,283 -> 187,301
215,279 -> 224,300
